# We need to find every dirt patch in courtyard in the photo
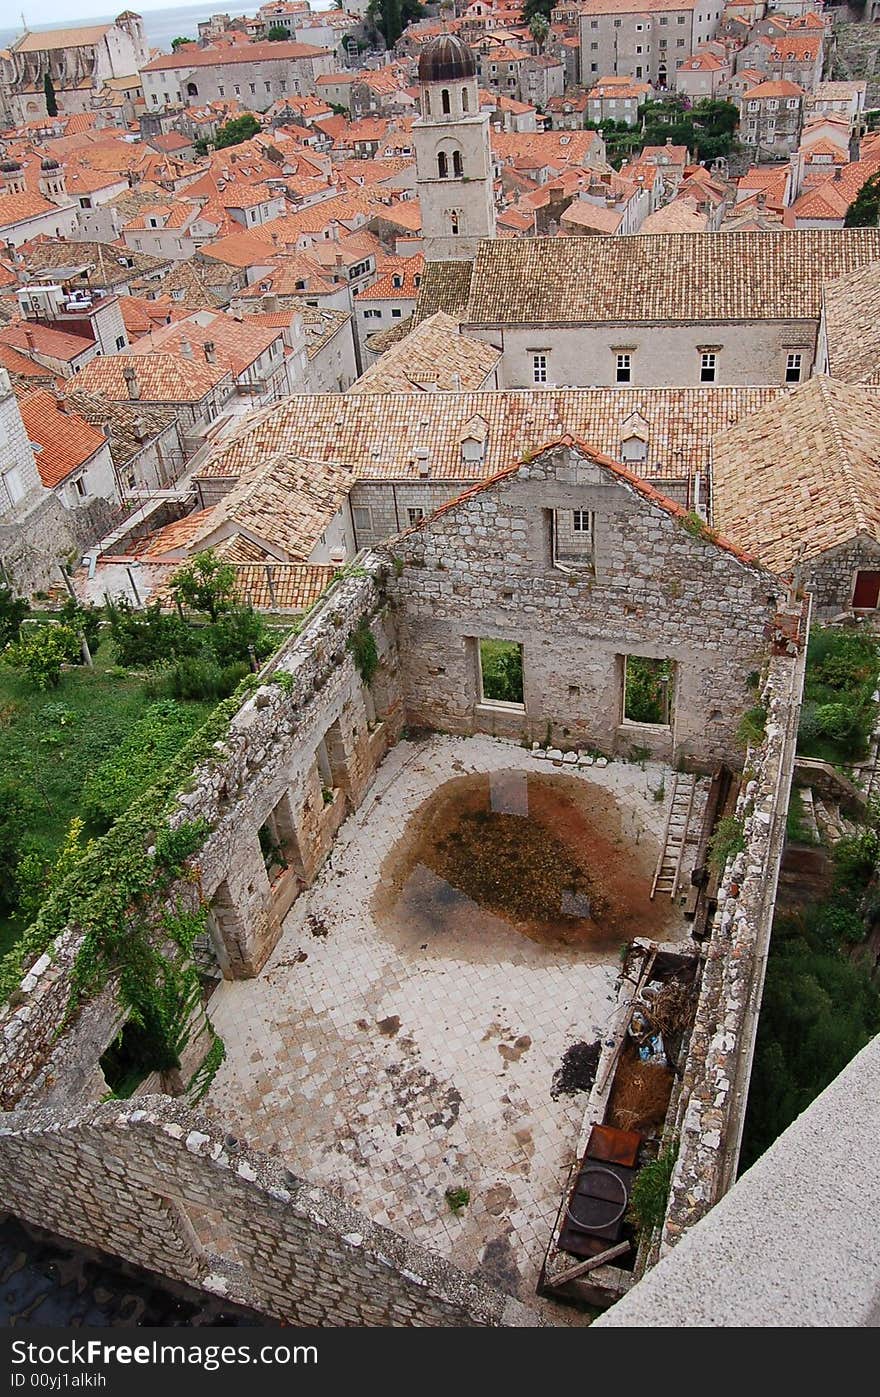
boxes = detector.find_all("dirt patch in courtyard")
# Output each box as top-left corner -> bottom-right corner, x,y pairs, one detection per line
374,769 -> 676,958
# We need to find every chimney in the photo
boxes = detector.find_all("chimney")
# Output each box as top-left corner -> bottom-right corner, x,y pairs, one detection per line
122,365 -> 141,400
203,340 -> 216,363
833,163 -> 842,181
24,326 -> 35,353
180,337 -> 194,358
757,190 -> 766,209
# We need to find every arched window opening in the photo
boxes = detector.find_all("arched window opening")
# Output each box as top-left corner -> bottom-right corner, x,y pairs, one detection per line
424,89 -> 431,117
186,82 -> 198,97
441,88 -> 451,114
438,151 -> 448,178
461,87 -> 469,112
452,150 -> 463,177
450,211 -> 459,236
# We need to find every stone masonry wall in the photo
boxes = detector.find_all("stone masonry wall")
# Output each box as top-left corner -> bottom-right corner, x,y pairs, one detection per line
0,560 -> 403,1111
660,608 -> 808,1250
387,442 -> 780,768
806,534 -> 880,615
0,1096 -> 539,1328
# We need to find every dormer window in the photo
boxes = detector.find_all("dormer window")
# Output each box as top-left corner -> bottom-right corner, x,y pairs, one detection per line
392,274 -> 403,288
461,435 -> 485,466
620,434 -> 648,464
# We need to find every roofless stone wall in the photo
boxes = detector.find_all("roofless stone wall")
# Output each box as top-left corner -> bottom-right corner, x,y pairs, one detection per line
0,1096 -> 539,1327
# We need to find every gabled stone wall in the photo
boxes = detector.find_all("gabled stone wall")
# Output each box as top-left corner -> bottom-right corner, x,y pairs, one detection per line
387,442 -> 780,768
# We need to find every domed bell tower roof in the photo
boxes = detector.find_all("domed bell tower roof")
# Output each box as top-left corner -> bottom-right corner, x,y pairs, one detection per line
417,34 -> 477,84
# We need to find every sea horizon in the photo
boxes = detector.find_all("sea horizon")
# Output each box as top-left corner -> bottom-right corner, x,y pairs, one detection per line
0,1 -> 338,58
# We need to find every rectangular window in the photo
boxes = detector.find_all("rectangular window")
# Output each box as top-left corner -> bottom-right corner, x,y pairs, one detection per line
785,352 -> 802,383
249,83 -> 256,94
532,352 -> 548,384
74,478 -> 87,498
218,85 -> 224,96
407,507 -> 425,525
700,352 -> 717,383
363,308 -> 382,319
622,656 -> 673,726
551,508 -> 595,572
616,352 -> 631,383
477,639 -> 524,709
590,41 -> 598,50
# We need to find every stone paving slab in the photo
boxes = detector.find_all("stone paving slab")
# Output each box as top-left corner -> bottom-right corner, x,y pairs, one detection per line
204,735 -> 689,1304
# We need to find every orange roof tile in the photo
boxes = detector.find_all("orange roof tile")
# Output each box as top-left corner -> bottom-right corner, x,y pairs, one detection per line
19,389 -> 107,488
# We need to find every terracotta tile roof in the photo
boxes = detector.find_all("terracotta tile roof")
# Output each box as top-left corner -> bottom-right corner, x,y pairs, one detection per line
18,389 -> 107,488
822,261 -> 880,385
62,391 -> 179,468
462,230 -> 880,324
195,386 -> 784,485
142,509 -> 216,558
14,24 -> 111,49
227,561 -> 335,610
129,315 -> 280,378
349,312 -> 502,393
191,452 -> 353,561
413,260 -> 474,322
142,40 -> 331,70
711,377 -> 880,573
75,353 -> 231,403
1,320 -> 93,363
640,198 -> 708,234
399,434 -> 761,571
356,255 -> 424,301
742,80 -> 804,100
559,202 -> 623,233
0,191 -> 63,228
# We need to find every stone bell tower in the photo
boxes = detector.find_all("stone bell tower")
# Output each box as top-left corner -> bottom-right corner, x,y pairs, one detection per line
413,33 -> 496,261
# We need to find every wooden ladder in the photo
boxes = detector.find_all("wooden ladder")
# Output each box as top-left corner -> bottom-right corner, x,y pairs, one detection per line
651,773 -> 697,900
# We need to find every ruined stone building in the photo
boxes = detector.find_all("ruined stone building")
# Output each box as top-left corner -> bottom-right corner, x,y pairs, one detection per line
0,426 -> 813,1324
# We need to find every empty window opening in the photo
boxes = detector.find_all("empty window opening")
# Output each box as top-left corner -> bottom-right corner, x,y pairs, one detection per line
437,150 -> 448,178
616,352 -> 631,384
442,88 -> 451,114
181,1202 -> 246,1268
623,656 -> 674,726
258,794 -> 304,883
700,352 -> 717,383
461,86 -> 469,111
785,352 -> 802,384
100,1008 -> 179,1098
478,639 -> 524,708
453,150 -> 463,177
315,719 -> 348,800
450,210 -> 460,236
551,508 -> 595,572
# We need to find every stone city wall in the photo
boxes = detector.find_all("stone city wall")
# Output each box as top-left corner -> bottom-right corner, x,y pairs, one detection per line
387,442 -> 779,768
0,1096 -> 540,1328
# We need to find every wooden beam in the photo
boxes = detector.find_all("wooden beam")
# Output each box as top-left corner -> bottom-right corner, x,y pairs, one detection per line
549,1240 -> 631,1288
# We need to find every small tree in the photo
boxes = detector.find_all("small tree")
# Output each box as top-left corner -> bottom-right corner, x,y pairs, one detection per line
215,113 -> 261,150
43,70 -> 58,118
265,24 -> 289,40
170,551 -> 237,622
0,585 -> 28,648
522,0 -> 552,22
171,36 -> 195,50
845,170 -> 880,227
5,624 -> 79,690
529,14 -> 550,52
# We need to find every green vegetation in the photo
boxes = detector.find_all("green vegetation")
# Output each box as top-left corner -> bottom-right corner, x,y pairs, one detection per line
529,13 -> 550,49
736,704 -> 767,750
170,549 -> 237,621
365,0 -> 424,48
0,641 -> 213,955
348,619 -> 379,684
624,656 -> 673,725
479,639 -> 524,705
265,24 -> 289,40
522,0 -> 552,22
195,113 -> 261,156
591,97 -> 739,170
797,625 -> 878,765
741,831 -> 880,1170
170,36 -> 195,49
4,624 -> 80,690
445,1186 -> 470,1214
786,789 -> 816,846
629,1142 -> 678,1236
844,169 -> 880,227
0,587 -> 27,648
82,701 -> 210,832
708,815 -> 745,873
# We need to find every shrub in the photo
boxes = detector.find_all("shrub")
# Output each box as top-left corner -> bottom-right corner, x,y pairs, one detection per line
0,586 -> 28,648
58,598 -> 102,654
209,605 -> 273,667
348,620 -> 379,684
165,657 -> 249,702
170,550 -> 237,622
736,704 -> 766,749
708,815 -> 745,873
5,624 -> 80,689
833,829 -> 879,886
0,786 -> 36,917
82,701 -> 208,830
629,1143 -> 678,1236
109,601 -> 198,668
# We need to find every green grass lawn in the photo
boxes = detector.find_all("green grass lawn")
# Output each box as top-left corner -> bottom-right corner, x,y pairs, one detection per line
0,639 -> 212,956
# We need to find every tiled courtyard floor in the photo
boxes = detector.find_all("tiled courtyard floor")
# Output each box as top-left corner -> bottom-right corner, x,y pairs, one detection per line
204,735 -> 691,1303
